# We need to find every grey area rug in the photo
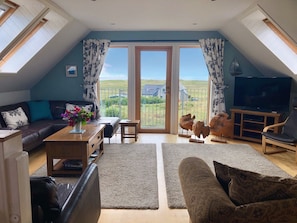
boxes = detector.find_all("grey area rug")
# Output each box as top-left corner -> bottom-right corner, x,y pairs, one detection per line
162,143 -> 290,209
32,143 -> 159,209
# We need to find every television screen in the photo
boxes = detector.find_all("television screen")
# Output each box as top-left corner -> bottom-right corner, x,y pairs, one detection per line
233,76 -> 291,112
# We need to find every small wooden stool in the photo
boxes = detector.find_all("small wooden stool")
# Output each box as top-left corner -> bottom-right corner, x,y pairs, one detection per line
119,120 -> 140,143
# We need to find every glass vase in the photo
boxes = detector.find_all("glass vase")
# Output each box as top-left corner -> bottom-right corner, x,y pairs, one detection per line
73,122 -> 82,133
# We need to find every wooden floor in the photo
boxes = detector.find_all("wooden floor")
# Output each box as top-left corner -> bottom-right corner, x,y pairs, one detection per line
28,133 -> 297,223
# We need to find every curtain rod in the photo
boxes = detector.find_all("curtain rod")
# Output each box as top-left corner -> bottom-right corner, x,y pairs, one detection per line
81,38 -> 228,43
110,40 -> 200,42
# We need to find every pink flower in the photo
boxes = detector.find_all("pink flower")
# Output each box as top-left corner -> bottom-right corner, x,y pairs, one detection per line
61,106 -> 93,126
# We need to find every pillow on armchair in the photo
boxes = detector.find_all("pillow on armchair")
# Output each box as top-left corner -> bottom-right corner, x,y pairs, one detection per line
213,160 -> 297,205
228,165 -> 297,205
213,161 -> 297,222
30,176 -> 61,223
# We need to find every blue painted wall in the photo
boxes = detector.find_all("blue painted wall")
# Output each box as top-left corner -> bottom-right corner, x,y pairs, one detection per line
31,31 -> 262,112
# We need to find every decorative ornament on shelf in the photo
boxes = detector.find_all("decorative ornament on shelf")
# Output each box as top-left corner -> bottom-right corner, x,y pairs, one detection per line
229,57 -> 242,76
61,106 -> 93,133
178,113 -> 195,138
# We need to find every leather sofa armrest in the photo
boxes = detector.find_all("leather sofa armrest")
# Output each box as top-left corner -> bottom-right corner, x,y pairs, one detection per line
55,163 -> 101,223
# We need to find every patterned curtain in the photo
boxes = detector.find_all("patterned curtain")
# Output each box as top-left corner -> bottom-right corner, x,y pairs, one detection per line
83,39 -> 110,118
199,38 -> 225,117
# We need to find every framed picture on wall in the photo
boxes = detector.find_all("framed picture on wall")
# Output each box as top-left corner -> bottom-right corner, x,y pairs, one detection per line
66,65 -> 77,77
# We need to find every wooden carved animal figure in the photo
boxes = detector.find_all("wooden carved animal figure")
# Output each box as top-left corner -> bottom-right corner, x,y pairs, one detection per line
192,121 -> 210,138
179,113 -> 195,131
209,112 -> 233,137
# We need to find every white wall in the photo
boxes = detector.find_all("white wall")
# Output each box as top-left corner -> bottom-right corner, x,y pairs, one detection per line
220,1 -> 297,78
0,90 -> 30,106
258,0 -> 297,44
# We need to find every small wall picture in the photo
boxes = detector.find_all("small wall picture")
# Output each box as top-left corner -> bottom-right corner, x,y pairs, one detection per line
66,65 -> 77,77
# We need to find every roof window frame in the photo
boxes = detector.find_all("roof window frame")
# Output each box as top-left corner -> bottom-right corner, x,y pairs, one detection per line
0,7 -> 49,63
263,18 -> 297,55
0,0 -> 19,26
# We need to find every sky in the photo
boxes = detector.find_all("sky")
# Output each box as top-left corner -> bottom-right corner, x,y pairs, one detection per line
100,47 -> 209,81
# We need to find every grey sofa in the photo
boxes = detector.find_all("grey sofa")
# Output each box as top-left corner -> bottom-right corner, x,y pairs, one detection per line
179,157 -> 297,223
31,163 -> 101,223
0,100 -> 120,151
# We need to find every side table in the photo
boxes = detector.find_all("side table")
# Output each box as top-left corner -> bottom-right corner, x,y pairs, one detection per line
119,120 -> 140,143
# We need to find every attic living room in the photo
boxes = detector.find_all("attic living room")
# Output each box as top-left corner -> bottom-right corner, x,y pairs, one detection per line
1,0 -> 297,223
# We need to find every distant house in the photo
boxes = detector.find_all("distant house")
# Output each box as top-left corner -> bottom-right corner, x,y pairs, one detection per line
179,84 -> 190,101
142,83 -> 189,100
142,84 -> 164,97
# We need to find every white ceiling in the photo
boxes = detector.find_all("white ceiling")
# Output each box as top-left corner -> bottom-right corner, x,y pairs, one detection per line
1,0 -> 296,98
52,0 -> 258,31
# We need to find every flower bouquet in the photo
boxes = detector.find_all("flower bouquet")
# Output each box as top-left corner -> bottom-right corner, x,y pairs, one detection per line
61,106 -> 93,127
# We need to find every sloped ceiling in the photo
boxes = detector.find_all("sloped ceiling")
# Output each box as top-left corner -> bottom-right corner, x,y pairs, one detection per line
0,0 -> 296,94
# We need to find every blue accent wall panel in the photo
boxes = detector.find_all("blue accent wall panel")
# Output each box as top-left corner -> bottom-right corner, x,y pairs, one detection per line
31,31 -> 262,113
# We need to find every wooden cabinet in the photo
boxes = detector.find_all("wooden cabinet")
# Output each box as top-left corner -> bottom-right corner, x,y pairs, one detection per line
0,130 -> 31,223
230,109 -> 280,143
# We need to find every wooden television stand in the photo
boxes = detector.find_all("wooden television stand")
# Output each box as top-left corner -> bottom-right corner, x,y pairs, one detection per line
230,108 -> 280,143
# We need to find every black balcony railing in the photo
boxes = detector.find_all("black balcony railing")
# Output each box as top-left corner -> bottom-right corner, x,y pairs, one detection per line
99,87 -> 208,128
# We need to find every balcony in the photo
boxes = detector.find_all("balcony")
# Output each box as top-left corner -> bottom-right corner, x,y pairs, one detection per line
99,87 -> 208,130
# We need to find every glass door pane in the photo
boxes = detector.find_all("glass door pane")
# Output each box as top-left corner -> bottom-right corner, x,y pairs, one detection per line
179,47 -> 209,133
135,46 -> 172,133
99,47 -> 128,118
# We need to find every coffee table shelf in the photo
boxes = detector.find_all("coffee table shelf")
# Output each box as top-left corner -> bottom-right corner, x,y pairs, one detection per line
44,124 -> 105,176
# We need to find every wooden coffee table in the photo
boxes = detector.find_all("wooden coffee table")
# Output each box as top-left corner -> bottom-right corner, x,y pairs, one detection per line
119,120 -> 140,143
44,124 -> 105,176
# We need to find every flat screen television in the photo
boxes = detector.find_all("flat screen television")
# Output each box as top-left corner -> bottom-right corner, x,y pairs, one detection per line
233,76 -> 292,112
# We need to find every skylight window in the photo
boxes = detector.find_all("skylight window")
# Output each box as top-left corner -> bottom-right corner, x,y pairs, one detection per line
241,9 -> 297,74
263,19 -> 297,55
0,0 -> 18,25
0,0 -> 70,73
0,4 -> 9,17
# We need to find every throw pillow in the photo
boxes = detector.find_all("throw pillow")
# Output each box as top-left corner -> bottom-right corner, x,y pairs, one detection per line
30,176 -> 61,221
213,161 -> 230,194
228,165 -> 297,205
1,107 -> 29,129
27,101 -> 53,122
65,103 -> 93,113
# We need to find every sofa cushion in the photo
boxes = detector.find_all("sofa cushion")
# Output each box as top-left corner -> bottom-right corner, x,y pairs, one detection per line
27,101 -> 53,122
1,107 -> 29,129
49,100 -> 68,119
18,127 -> 40,151
228,166 -> 297,205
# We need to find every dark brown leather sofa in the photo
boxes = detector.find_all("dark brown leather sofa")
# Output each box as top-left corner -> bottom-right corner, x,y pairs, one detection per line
31,163 -> 101,223
0,100 -> 120,151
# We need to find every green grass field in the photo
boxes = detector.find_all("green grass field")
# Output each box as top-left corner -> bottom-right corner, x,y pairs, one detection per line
99,80 -> 209,127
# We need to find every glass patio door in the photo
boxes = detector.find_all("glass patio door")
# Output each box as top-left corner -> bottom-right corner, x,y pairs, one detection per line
135,46 -> 172,133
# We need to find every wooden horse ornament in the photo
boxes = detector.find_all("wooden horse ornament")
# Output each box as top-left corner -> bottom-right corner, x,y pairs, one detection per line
179,113 -> 195,137
190,121 -> 210,143
209,112 -> 233,143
